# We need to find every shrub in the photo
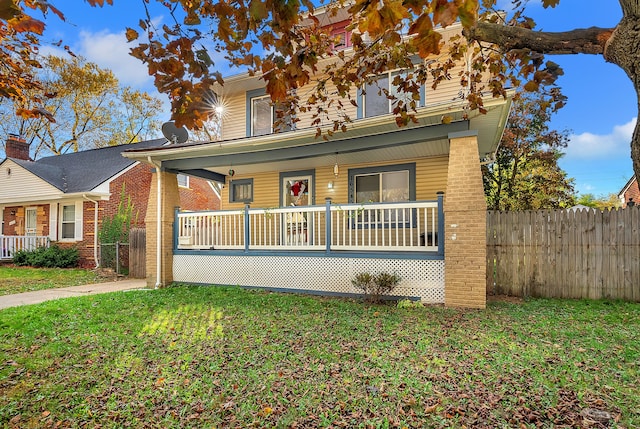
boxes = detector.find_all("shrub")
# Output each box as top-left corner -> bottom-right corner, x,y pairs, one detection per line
351,271 -> 401,303
12,245 -> 79,268
397,299 -> 423,308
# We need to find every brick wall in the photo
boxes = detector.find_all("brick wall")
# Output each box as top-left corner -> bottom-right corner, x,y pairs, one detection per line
444,132 -> 487,309
179,178 -> 220,211
623,177 -> 639,207
1,163 -> 219,268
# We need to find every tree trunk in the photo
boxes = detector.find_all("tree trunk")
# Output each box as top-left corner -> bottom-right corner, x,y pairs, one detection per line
603,15 -> 640,182
466,14 -> 640,181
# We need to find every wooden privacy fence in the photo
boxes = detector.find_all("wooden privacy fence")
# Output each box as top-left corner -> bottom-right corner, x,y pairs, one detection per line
129,228 -> 146,279
487,207 -> 640,301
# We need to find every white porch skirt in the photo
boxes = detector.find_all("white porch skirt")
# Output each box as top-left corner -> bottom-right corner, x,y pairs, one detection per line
173,254 -> 444,303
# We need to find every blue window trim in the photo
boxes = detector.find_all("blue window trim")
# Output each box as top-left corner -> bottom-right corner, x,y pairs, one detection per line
246,88 -> 268,137
279,169 -> 316,207
229,178 -> 254,203
356,72 -> 425,119
348,163 -> 417,229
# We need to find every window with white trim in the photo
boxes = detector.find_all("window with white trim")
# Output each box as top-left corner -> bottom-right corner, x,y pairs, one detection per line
177,173 -> 189,188
249,93 -> 294,136
60,204 -> 76,240
362,71 -> 418,118
251,95 -> 273,136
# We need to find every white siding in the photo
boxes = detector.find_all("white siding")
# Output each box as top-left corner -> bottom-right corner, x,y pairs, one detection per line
0,160 -> 63,204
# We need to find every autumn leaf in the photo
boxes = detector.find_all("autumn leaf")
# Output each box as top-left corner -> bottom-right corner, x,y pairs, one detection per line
10,15 -> 46,34
125,28 -> 139,42
249,0 -> 268,21
0,0 -> 21,20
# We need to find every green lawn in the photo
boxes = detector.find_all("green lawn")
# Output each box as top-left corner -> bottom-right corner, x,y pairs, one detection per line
1,285 -> 638,428
0,266 -> 111,296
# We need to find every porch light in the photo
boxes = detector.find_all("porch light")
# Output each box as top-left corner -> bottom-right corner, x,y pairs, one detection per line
333,152 -> 339,178
328,181 -> 334,189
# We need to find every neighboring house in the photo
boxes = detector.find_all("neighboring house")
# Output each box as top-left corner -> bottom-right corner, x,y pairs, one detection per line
618,175 -> 639,207
0,135 -> 220,267
123,7 -> 514,308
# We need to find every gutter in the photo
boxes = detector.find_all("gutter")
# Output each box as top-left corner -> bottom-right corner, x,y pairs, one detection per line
147,156 -> 162,289
82,194 -> 100,268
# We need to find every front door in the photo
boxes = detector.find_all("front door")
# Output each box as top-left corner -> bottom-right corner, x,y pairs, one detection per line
25,208 -> 37,236
282,173 -> 313,245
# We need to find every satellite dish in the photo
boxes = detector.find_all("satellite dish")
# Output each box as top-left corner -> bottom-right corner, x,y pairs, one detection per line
161,121 -> 189,144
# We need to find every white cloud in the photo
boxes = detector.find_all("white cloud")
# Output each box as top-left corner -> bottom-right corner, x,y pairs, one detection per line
76,29 -> 151,88
565,117 -> 636,160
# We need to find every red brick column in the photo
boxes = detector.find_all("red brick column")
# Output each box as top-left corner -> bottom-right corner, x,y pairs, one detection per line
444,131 -> 487,309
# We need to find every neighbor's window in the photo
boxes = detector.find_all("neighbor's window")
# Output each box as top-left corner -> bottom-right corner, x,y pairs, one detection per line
229,179 -> 253,203
61,204 -> 76,239
177,173 -> 189,188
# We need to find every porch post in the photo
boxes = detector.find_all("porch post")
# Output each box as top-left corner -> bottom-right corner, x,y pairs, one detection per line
244,204 -> 250,252
444,131 -> 487,309
145,168 -> 180,288
436,191 -> 444,257
325,197 -> 332,253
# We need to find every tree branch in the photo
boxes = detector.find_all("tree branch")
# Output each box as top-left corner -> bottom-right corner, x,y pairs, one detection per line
464,21 -> 615,56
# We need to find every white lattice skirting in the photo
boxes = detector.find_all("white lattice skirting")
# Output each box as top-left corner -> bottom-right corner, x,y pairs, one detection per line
173,254 -> 445,303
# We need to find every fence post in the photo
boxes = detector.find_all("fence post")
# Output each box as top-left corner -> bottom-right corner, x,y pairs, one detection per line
116,241 -> 120,275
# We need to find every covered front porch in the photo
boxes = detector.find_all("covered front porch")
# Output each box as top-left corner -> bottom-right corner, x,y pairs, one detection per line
174,197 -> 445,302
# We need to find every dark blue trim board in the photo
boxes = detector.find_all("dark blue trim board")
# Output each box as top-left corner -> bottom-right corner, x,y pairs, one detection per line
174,249 -> 444,261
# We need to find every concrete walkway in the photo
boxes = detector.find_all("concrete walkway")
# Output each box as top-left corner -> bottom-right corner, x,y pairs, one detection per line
0,278 -> 149,310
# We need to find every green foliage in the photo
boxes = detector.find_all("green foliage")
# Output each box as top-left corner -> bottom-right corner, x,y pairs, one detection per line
99,185 -> 137,270
397,298 -> 423,308
99,185 -> 137,244
576,193 -> 622,210
12,244 -> 79,268
351,271 -> 401,303
483,91 -> 576,210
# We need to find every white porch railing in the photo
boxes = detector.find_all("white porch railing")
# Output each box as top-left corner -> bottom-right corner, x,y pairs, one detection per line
176,197 -> 443,253
0,236 -> 51,260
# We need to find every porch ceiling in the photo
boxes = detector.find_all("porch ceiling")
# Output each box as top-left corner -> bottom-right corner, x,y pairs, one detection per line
123,94 -> 512,182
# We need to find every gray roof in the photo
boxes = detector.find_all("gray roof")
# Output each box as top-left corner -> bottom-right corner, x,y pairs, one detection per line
9,139 -> 166,193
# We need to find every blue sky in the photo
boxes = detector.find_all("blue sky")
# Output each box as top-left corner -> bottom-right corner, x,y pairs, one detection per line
22,1 -> 640,197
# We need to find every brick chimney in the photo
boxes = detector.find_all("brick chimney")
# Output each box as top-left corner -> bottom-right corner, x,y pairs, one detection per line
5,134 -> 31,161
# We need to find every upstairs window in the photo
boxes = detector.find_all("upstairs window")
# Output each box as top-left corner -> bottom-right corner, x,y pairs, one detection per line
248,90 -> 294,137
361,71 -> 422,118
329,21 -> 352,51
251,95 -> 273,136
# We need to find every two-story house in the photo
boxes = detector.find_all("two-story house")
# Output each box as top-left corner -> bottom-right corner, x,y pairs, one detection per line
123,7 -> 513,308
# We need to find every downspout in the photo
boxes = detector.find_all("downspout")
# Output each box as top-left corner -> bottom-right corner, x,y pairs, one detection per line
82,194 -> 100,268
148,156 -> 162,289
